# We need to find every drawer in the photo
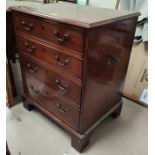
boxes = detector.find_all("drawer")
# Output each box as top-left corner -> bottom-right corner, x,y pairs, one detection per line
13,12 -> 84,53
20,55 -> 81,105
17,36 -> 82,79
24,73 -> 80,129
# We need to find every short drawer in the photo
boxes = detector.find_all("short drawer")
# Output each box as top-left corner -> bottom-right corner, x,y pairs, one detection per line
20,55 -> 81,105
24,73 -> 80,129
17,36 -> 82,79
13,12 -> 84,53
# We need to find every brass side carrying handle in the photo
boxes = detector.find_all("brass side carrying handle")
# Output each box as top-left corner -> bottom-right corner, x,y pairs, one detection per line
54,54 -> 70,66
21,21 -> 34,31
53,31 -> 70,43
24,42 -> 36,53
55,79 -> 68,91
56,103 -> 67,113
27,64 -> 38,73
30,85 -> 40,94
106,57 -> 120,68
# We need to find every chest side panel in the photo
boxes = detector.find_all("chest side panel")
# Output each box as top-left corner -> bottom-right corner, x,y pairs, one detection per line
79,17 -> 138,133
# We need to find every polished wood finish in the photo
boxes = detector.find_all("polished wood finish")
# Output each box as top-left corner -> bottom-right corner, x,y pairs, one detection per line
71,133 -> 90,152
79,18 -> 138,132
16,35 -> 82,78
23,73 -> 80,129
14,12 -> 84,53
20,53 -> 81,105
6,0 -> 46,13
11,4 -> 139,152
10,3 -> 139,28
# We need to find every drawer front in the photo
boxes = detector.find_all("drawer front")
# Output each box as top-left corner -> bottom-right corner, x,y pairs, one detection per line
24,73 -> 79,129
17,36 -> 82,79
13,12 -> 84,53
20,55 -> 81,105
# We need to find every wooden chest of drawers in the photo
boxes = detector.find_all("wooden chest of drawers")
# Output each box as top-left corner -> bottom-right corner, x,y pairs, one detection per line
11,3 -> 139,152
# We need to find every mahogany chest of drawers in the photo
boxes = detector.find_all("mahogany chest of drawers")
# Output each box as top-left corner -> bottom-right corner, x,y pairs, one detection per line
11,3 -> 139,152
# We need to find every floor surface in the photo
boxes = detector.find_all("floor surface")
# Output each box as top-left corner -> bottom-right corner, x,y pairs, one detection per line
6,98 -> 148,155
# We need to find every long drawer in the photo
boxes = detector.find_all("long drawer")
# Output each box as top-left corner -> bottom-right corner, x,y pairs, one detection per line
23,73 -> 80,129
20,54 -> 81,105
13,12 -> 84,53
17,36 -> 82,79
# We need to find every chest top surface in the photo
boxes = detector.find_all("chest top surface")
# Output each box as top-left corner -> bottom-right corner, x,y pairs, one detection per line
6,0 -> 43,12
10,3 -> 140,28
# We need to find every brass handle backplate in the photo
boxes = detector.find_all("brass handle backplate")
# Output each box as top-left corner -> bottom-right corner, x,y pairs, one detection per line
21,21 -> 34,31
27,64 -> 38,73
56,103 -> 67,113
24,42 -> 36,53
55,79 -> 68,91
30,85 -> 40,94
54,54 -> 70,66
53,31 -> 70,43
106,57 -> 120,68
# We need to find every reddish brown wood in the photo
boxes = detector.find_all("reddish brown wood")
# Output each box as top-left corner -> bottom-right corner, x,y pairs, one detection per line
19,50 -> 82,86
13,12 -> 84,53
22,94 -> 82,133
79,17 -> 138,133
71,133 -> 90,153
10,4 -> 140,28
16,31 -> 83,59
16,36 -> 82,79
19,53 -> 81,105
22,73 -> 80,129
11,5 -> 139,152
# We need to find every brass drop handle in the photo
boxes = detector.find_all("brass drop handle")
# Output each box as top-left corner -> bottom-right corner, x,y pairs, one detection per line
27,64 -> 38,73
30,85 -> 40,94
106,57 -> 120,68
21,21 -> 34,31
55,79 -> 68,91
27,46 -> 36,53
54,54 -> 70,66
53,31 -> 70,43
24,42 -> 36,53
56,103 -> 67,113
